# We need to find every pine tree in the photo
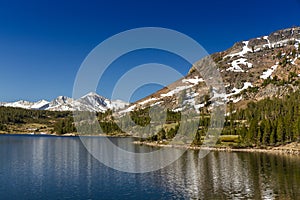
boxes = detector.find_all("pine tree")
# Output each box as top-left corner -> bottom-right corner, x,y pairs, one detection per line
294,117 -> 300,142
257,128 -> 262,146
276,118 -> 284,144
262,119 -> 271,145
270,128 -> 276,145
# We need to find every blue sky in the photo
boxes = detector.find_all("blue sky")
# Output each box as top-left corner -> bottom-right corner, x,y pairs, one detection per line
0,0 -> 300,102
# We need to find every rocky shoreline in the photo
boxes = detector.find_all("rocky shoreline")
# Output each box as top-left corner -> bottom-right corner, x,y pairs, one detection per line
0,132 -> 131,137
133,141 -> 300,155
2,132 -> 300,155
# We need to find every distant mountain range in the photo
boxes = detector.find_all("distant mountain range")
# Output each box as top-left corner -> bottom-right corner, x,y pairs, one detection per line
0,92 -> 128,112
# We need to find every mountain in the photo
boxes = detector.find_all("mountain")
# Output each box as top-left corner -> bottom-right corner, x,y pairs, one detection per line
46,96 -> 75,111
2,26 -> 300,114
0,93 -> 128,112
122,26 -> 300,112
2,100 -> 36,110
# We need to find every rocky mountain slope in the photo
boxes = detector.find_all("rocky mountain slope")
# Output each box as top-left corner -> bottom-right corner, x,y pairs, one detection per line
122,26 -> 300,113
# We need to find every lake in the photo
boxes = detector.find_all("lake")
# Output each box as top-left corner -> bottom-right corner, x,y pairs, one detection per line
0,135 -> 299,199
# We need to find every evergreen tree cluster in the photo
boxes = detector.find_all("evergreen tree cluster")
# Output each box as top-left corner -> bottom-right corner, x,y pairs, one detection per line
0,106 -> 76,134
53,118 -> 76,135
0,106 -> 68,124
229,90 -> 300,146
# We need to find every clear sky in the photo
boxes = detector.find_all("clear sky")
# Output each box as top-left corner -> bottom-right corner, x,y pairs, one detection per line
0,0 -> 300,102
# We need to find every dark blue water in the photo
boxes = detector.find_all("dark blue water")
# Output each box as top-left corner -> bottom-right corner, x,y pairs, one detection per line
0,135 -> 300,199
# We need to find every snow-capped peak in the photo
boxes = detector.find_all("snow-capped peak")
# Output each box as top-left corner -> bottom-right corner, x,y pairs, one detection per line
0,92 -> 129,112
31,100 -> 50,110
81,92 -> 100,98
3,100 -> 34,109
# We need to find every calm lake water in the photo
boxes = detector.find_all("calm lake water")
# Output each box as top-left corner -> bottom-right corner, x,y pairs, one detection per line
0,135 -> 299,199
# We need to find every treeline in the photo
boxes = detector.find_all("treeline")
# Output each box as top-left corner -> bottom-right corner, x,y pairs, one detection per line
53,117 -> 76,135
129,108 -> 181,127
2,88 -> 300,144
143,89 -> 300,147
130,107 -> 185,142
0,106 -> 72,132
229,90 -> 300,146
0,106 -> 70,124
0,106 -> 125,135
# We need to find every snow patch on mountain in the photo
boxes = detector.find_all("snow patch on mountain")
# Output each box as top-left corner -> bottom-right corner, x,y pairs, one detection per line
227,58 -> 253,72
109,100 -> 129,110
211,82 -> 252,104
263,36 -> 300,49
294,39 -> 300,49
263,36 -> 271,48
260,64 -> 278,79
119,105 -> 136,114
225,41 -> 252,58
151,101 -> 163,106
161,85 -> 192,97
291,57 -> 298,65
182,91 -> 204,112
172,107 -> 183,112
172,90 -> 204,113
138,98 -> 158,106
229,96 -> 243,103
227,82 -> 253,97
182,76 -> 204,84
